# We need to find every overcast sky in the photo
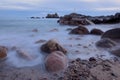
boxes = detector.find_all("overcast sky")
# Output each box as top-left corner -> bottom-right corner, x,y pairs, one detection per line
0,0 -> 120,18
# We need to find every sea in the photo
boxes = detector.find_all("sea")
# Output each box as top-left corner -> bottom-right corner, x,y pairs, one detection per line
0,17 -> 120,68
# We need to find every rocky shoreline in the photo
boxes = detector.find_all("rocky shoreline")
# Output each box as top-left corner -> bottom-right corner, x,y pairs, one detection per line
58,13 -> 120,26
0,13 -> 120,80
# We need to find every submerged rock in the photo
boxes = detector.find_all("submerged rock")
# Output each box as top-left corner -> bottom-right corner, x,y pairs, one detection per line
110,48 -> 120,57
96,38 -> 116,48
16,50 -> 34,60
90,28 -> 104,35
41,39 -> 67,54
0,46 -> 8,59
102,28 -> 120,39
69,25 -> 89,35
45,51 -> 67,72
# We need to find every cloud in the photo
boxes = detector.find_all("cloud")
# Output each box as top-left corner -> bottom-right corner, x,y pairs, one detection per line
0,0 -> 120,12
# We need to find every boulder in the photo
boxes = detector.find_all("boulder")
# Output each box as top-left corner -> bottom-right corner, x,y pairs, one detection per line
90,28 -> 104,35
96,38 -> 116,48
0,46 -> 8,59
69,25 -> 89,34
102,28 -> 120,39
45,51 -> 67,72
110,48 -> 120,57
41,39 -> 67,54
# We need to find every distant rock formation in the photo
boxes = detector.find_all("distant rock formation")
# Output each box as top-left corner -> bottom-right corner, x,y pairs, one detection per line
46,13 -> 59,18
30,17 -> 40,19
58,12 -> 120,26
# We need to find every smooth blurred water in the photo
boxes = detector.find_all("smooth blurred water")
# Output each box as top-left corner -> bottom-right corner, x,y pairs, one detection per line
0,19 -> 119,68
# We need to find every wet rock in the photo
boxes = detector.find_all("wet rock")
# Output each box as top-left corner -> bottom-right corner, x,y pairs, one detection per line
90,28 -> 104,35
45,51 -> 67,72
69,25 -> 89,35
66,28 -> 73,31
32,29 -> 39,32
41,39 -> 67,54
58,13 -> 120,26
96,38 -> 116,48
35,39 -> 46,44
110,48 -> 120,57
0,46 -> 8,59
102,28 -> 120,39
16,50 -> 34,60
58,13 -> 90,26
49,28 -> 59,32
89,57 -> 96,62
46,13 -> 59,18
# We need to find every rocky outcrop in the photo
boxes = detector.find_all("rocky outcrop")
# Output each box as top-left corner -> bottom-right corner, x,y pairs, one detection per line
45,51 -> 67,72
58,13 -> 91,26
0,46 -> 8,59
58,13 -> 120,26
30,17 -> 40,19
46,13 -> 59,18
102,28 -> 120,39
41,39 -> 67,54
90,28 -> 104,35
69,25 -> 89,35
96,38 -> 116,48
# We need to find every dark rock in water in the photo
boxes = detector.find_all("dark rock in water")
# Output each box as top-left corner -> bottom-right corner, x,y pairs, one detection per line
46,13 -> 59,18
41,39 -> 67,54
70,25 -> 89,35
30,17 -> 40,19
89,57 -> 96,62
45,51 -> 67,72
58,13 -> 91,26
96,38 -> 116,48
58,13 -> 120,26
102,28 -> 120,39
35,39 -> 46,44
110,48 -> 120,57
0,46 -> 8,59
90,28 -> 104,35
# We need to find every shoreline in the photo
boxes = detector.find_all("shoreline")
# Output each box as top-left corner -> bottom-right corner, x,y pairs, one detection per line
0,16 -> 120,80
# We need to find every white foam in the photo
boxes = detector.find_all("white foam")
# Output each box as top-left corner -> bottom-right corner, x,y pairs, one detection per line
0,19 -> 119,67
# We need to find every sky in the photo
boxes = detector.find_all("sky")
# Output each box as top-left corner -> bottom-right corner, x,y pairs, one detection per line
0,0 -> 120,18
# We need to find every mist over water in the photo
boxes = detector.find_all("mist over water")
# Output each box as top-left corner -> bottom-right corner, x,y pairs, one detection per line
0,19 -> 120,68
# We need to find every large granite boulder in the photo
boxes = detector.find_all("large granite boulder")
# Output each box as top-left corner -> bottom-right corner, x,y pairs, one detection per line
96,38 -> 116,48
70,25 -> 89,34
0,46 -> 8,59
102,28 -> 120,39
46,13 -> 59,18
45,51 -> 67,72
41,39 -> 67,54
90,28 -> 104,35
